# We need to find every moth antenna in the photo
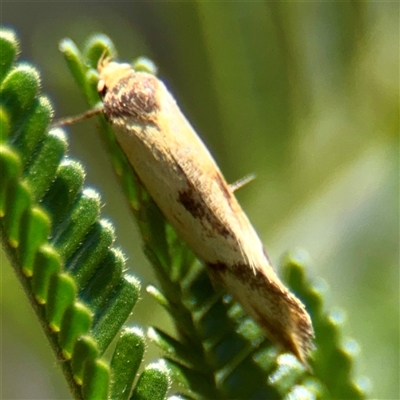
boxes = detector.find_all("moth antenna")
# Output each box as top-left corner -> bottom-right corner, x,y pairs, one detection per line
97,50 -> 113,73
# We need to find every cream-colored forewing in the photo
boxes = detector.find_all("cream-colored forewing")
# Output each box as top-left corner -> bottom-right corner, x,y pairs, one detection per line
97,60 -> 314,365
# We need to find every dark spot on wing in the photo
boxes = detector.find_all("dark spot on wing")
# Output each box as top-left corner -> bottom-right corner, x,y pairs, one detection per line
175,163 -> 232,239
207,262 -> 229,274
178,189 -> 205,220
178,187 -> 231,238
102,73 -> 159,122
232,263 -> 281,294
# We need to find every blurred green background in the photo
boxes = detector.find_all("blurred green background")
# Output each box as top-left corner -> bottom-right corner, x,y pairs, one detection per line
1,2 -> 398,399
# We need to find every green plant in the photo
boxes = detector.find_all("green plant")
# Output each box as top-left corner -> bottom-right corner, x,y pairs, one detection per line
1,27 -> 368,399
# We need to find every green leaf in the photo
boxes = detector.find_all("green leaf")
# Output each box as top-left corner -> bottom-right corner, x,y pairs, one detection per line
82,359 -> 110,400
281,250 -> 366,399
0,64 -> 40,129
19,206 -> 51,276
41,159 -> 86,223
71,336 -> 100,385
148,327 -> 204,370
1,27 -> 153,399
67,219 -> 116,287
58,38 -> 92,102
23,128 -> 68,201
12,95 -> 53,165
0,145 -> 22,216
32,245 -> 62,303
91,276 -> 140,354
0,28 -> 19,81
60,302 -> 93,359
130,361 -> 170,400
80,248 -> 124,313
46,272 -> 77,332
4,179 -> 31,247
110,327 -> 146,400
52,188 -> 101,260
0,105 -> 11,142
83,34 -> 117,70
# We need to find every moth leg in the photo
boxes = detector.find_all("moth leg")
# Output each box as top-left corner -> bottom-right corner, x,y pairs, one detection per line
51,103 -> 104,128
230,174 -> 256,192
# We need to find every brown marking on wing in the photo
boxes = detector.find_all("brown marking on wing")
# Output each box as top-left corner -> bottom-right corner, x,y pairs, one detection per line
228,263 -> 311,323
177,189 -> 205,220
207,261 -> 230,274
178,187 -> 231,238
102,73 -> 159,122
174,161 -> 233,239
208,261 -> 314,365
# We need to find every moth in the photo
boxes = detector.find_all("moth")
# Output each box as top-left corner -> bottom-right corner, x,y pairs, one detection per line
59,56 -> 314,365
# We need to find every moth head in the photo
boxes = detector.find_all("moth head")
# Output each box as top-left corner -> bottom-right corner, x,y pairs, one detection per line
97,54 -> 133,97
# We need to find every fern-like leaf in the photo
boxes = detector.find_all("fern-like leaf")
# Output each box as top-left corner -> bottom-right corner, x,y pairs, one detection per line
0,27 -> 170,400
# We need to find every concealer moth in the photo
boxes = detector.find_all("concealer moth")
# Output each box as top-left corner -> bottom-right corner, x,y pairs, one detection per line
58,55 -> 314,366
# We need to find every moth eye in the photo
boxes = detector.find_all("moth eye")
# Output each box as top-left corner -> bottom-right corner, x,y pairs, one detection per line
97,79 -> 107,97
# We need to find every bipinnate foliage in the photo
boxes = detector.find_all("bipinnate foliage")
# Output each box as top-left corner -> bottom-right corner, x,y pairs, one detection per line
0,27 -> 169,400
0,26 -> 368,399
